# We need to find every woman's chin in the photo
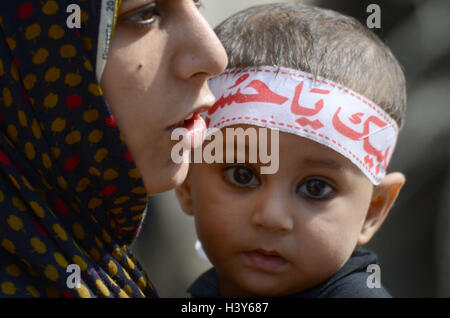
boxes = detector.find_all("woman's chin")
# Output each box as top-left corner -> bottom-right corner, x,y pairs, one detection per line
142,160 -> 190,195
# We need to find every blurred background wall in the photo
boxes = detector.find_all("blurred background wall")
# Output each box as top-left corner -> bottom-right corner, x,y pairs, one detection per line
132,0 -> 450,297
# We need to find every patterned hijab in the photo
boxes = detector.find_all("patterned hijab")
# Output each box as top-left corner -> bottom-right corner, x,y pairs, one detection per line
0,0 -> 157,297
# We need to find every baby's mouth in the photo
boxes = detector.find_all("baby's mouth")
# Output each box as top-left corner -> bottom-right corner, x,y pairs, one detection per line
242,249 -> 288,273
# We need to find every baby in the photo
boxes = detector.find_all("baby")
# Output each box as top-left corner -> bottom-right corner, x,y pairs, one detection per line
175,3 -> 406,297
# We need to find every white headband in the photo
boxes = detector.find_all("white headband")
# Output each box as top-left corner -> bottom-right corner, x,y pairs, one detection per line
204,66 -> 399,185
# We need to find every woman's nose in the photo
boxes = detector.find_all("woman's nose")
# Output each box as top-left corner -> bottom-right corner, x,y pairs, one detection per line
251,188 -> 294,232
170,1 -> 228,80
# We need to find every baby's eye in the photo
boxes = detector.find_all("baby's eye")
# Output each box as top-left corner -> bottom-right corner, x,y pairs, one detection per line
121,3 -> 160,27
223,166 -> 261,188
297,178 -> 335,200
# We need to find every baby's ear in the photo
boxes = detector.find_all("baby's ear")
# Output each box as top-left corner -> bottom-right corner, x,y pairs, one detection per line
357,172 -> 406,245
175,173 -> 194,216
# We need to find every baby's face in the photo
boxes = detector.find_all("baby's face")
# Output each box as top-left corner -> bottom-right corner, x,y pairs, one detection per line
187,126 -> 374,297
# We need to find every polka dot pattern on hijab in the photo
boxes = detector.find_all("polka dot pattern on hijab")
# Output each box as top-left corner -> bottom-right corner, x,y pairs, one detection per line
0,0 -> 157,298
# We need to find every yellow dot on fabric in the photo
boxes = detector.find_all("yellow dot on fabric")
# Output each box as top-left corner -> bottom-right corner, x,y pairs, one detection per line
88,83 -> 103,96
128,168 -> 141,179
31,118 -> 42,139
44,265 -> 59,282
107,260 -> 118,276
112,248 -> 122,261
50,118 -> 66,133
95,280 -> 110,297
126,256 -> 135,271
89,248 -> 100,262
18,109 -> 28,127
30,201 -> 45,218
6,264 -> 21,277
118,289 -> 129,298
45,286 -> 60,298
71,201 -> 81,213
26,285 -> 40,298
102,230 -> 112,244
43,93 -> 58,109
87,129 -> 103,144
25,23 -> 41,41
45,66 -> 61,83
24,142 -> 36,160
64,72 -> 82,87
94,148 -> 108,163
23,74 -> 37,90
113,196 -> 130,205
33,48 -> 49,64
7,215 -> 23,232
7,125 -> 18,142
60,44 -> 76,59
94,236 -> 103,249
123,268 -> 131,280
6,37 -> 16,51
109,208 -> 123,215
123,285 -> 133,297
88,197 -> 102,210
10,61 -> 19,81
1,282 -> 17,295
103,169 -> 118,181
137,277 -> 147,290
81,36 -> 92,51
1,239 -> 15,254
106,275 -> 118,289
42,153 -> 52,169
53,224 -> 67,241
131,205 -> 146,212
42,0 -> 59,15
83,109 -> 99,123
73,223 -> 85,240
76,284 -> 91,298
0,58 -> 4,76
72,255 -> 87,271
131,187 -> 146,195
2,87 -> 12,107
53,252 -> 69,268
50,145 -> 61,159
83,58 -> 93,72
75,177 -> 90,192
30,237 -> 46,254
12,196 -> 26,211
8,175 -> 20,190
65,130 -> 81,145
22,176 -> 34,191
48,24 -> 64,40
88,166 -> 100,177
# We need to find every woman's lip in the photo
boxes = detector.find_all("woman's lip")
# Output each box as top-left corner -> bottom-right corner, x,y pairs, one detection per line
167,112 -> 207,150
166,106 -> 210,132
242,249 -> 288,273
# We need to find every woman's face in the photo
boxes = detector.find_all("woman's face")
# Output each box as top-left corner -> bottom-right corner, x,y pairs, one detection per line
101,0 -> 227,194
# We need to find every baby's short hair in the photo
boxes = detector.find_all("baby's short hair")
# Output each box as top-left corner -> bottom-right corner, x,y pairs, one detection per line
214,3 -> 406,128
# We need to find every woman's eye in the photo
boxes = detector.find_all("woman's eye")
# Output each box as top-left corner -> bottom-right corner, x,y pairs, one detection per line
297,178 -> 335,200
223,166 -> 261,188
121,3 -> 160,27
194,0 -> 203,9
